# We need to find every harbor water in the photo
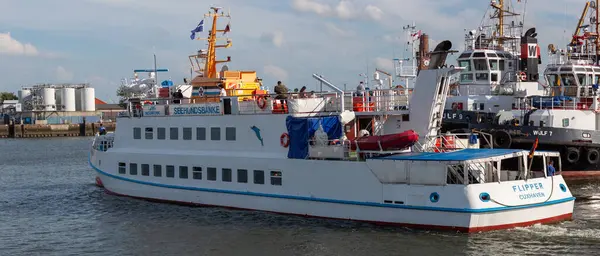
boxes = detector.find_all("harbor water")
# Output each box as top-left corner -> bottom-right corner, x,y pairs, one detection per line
1,138 -> 599,256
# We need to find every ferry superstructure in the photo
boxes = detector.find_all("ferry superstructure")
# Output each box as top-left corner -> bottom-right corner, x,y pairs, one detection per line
89,7 -> 574,232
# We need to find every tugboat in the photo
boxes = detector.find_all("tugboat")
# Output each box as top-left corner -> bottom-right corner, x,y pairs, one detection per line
444,0 -> 600,177
89,6 -> 574,233
443,0 -> 544,134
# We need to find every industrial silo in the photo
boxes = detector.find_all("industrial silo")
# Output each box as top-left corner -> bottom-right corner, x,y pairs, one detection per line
80,87 -> 96,112
61,88 -> 76,111
41,87 -> 56,111
18,89 -> 31,105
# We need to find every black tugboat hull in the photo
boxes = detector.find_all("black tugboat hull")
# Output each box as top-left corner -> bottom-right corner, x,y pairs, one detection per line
442,110 -> 600,175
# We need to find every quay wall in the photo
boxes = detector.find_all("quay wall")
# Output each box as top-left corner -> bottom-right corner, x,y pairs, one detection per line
0,122 -> 116,138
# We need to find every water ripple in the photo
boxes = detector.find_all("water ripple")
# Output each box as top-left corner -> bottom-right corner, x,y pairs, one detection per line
0,137 -> 599,256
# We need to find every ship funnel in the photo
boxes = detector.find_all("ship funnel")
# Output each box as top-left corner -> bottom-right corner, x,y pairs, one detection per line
520,27 -> 540,81
427,40 -> 453,69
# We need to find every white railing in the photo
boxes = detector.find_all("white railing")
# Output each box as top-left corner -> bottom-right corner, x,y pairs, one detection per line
396,66 -> 417,77
512,96 -> 598,111
92,133 -> 115,152
415,132 -> 493,153
119,88 -> 413,118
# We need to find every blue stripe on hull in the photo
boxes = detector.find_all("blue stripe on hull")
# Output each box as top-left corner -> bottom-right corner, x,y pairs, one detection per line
88,158 -> 575,213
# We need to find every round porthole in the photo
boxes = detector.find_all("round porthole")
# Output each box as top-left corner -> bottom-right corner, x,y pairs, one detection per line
430,192 -> 440,203
479,192 -> 490,202
560,184 -> 567,192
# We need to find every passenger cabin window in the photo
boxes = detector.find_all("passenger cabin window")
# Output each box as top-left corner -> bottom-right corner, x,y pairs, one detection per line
142,164 -> 150,176
170,127 -> 178,140
183,127 -> 192,140
254,170 -> 265,184
489,60 -> 499,70
118,162 -> 126,174
130,163 -> 138,175
473,52 -> 485,57
157,128 -> 166,140
207,167 -> 217,180
222,168 -> 232,182
460,74 -> 473,83
237,169 -> 248,183
211,127 -> 221,141
196,127 -> 206,140
192,167 -> 202,180
473,59 -> 488,71
133,128 -> 141,139
145,127 -> 153,139
459,53 -> 471,58
153,164 -> 162,177
270,171 -> 282,186
166,165 -> 175,178
458,60 -> 471,71
499,60 -> 505,71
476,73 -> 489,81
225,127 -> 236,141
179,166 -> 189,179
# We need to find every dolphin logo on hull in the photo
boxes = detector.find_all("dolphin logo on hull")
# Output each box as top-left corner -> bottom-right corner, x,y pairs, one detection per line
251,126 -> 264,146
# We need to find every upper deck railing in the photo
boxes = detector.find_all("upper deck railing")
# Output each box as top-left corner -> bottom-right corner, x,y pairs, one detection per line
119,89 -> 413,118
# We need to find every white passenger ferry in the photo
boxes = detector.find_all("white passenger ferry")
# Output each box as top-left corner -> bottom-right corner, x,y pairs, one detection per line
89,7 -> 574,232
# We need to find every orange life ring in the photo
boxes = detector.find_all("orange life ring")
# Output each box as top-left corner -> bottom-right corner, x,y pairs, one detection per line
280,133 -> 289,147
144,101 -> 152,105
519,72 -> 527,81
257,96 -> 267,109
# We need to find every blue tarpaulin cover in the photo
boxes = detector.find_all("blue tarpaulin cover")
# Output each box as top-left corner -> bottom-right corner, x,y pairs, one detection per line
286,115 -> 342,159
161,80 -> 174,87
381,148 -> 522,162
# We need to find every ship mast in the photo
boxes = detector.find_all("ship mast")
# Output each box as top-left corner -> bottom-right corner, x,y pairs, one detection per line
594,0 -> 600,64
490,0 -> 519,45
195,7 -> 232,79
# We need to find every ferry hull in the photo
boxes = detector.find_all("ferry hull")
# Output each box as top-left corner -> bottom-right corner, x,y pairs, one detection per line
91,163 -> 574,233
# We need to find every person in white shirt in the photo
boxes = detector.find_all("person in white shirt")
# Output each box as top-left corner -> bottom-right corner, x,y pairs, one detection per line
218,84 -> 227,97
356,81 -> 366,96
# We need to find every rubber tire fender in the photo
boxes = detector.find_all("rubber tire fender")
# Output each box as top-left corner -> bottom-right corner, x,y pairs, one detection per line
586,147 -> 599,165
492,130 -> 512,148
565,147 -> 580,165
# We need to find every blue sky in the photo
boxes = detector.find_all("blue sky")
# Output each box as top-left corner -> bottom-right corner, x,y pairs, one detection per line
0,0 -> 583,102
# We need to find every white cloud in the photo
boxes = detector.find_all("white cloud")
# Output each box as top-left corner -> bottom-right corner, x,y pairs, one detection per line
325,23 -> 355,38
292,0 -> 331,16
365,5 -> 384,21
374,57 -> 394,71
0,32 -> 38,56
56,66 -> 74,81
292,0 -> 383,21
260,31 -> 284,48
263,65 -> 288,81
335,1 -> 355,19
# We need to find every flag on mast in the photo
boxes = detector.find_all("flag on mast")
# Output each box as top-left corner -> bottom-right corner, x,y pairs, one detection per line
190,20 -> 204,40
411,30 -> 422,41
223,23 -> 231,35
528,137 -> 539,159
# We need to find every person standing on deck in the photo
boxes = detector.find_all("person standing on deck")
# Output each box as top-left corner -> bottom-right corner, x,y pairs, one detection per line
547,160 -> 556,177
274,81 -> 288,110
218,84 -> 227,97
173,89 -> 184,104
98,123 -> 107,135
356,81 -> 366,96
